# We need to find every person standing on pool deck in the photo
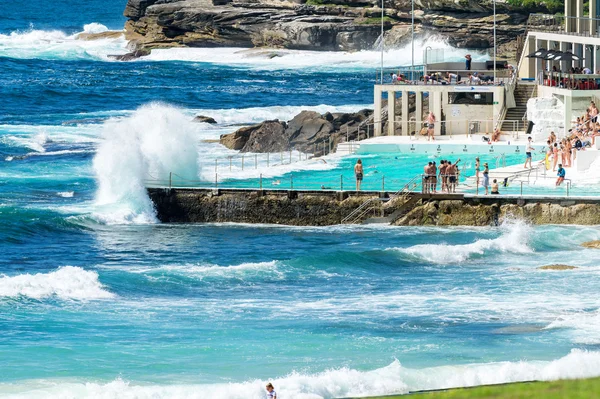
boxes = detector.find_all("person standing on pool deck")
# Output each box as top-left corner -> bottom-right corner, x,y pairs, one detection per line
354,159 -> 363,191
482,162 -> 490,195
426,112 -> 436,141
475,157 -> 481,186
524,136 -> 534,169
465,54 -> 472,71
265,383 -> 277,399
556,164 -> 566,186
431,161 -> 438,193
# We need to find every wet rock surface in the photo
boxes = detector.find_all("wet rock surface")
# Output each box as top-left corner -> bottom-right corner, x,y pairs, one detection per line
219,109 -> 373,155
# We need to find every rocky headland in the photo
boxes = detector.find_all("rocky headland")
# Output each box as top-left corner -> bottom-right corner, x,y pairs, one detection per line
121,0 -> 545,56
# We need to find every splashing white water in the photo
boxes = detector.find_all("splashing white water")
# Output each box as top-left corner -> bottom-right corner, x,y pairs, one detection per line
3,350 -> 600,398
546,310 -> 600,345
390,220 -> 533,263
0,23 -> 126,60
0,266 -> 114,300
144,36 -> 488,70
111,261 -> 284,280
92,103 -> 202,224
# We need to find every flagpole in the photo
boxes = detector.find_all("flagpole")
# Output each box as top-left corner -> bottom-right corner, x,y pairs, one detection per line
493,0 -> 496,83
380,0 -> 384,84
411,0 -> 414,82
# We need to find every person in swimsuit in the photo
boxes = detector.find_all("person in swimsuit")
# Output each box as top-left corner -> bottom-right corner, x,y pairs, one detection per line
266,383 -> 277,399
426,112 -> 436,142
354,159 -> 363,191
482,162 -> 489,195
491,179 -> 500,194
552,143 -> 559,171
447,158 -> 461,193
556,164 -> 566,186
423,161 -> 433,193
524,136 -> 534,169
431,161 -> 438,193
439,160 -> 447,193
475,157 -> 480,186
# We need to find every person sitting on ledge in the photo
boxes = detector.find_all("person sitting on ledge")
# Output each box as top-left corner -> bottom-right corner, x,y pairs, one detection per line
491,128 -> 501,142
491,179 -> 500,194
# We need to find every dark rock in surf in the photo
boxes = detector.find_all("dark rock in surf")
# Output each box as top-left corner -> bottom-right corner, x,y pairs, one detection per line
218,109 -> 373,155
108,49 -> 151,61
193,115 -> 218,124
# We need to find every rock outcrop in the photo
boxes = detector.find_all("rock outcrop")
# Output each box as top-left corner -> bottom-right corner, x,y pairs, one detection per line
219,109 -> 373,155
394,200 -> 600,226
122,0 -> 534,54
581,240 -> 600,249
148,189 -> 600,226
193,115 -> 218,124
537,265 -> 578,270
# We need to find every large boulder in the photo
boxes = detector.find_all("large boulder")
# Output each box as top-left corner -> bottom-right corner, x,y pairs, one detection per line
219,109 -> 373,155
193,115 -> 218,124
220,120 -> 288,152
286,111 -> 335,149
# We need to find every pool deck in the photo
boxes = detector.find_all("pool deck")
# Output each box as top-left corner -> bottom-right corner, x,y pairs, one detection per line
352,135 -> 600,189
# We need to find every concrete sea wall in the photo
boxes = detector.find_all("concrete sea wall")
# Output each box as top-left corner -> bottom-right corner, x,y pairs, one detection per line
148,188 -> 600,226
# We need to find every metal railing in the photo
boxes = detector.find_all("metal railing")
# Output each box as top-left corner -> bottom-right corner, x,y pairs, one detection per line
528,13 -> 600,37
341,173 -> 423,224
541,72 -> 600,90
380,69 -> 510,86
146,172 -> 417,194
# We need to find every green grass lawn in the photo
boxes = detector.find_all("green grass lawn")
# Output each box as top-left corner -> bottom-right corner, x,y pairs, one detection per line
357,377 -> 600,399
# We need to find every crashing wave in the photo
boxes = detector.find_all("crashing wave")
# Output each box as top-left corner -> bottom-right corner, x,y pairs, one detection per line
0,266 -> 114,300
2,351 -> 600,398
389,220 -> 533,263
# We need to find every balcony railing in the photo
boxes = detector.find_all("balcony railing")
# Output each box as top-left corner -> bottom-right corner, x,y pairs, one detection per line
528,13 -> 600,37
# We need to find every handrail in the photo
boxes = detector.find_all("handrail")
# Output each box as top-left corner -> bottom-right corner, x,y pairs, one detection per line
341,197 -> 386,224
341,173 -> 423,224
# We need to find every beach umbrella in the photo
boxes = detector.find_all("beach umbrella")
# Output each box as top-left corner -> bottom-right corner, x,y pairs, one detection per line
553,51 -> 582,62
526,48 -> 549,58
543,50 -> 563,60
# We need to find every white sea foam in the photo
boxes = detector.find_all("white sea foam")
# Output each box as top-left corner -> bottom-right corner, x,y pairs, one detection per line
82,23 -> 109,34
3,351 -> 600,398
57,191 -> 75,198
390,220 -> 533,263
92,103 -> 202,224
0,24 -> 126,61
0,266 -> 114,300
195,104 -> 371,127
144,37 -> 487,70
546,311 -> 600,345
116,261 -> 283,280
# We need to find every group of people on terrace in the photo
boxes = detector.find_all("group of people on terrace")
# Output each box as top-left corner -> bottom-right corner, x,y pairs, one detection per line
422,159 -> 461,194
543,66 -> 600,89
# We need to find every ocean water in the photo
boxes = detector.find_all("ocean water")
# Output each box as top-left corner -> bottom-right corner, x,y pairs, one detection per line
2,1 -> 600,398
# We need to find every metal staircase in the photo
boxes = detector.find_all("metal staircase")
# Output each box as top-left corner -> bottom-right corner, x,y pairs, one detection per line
341,174 -> 422,225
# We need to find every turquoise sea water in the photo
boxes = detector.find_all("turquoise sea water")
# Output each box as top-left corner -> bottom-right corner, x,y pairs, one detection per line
2,1 -> 600,398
